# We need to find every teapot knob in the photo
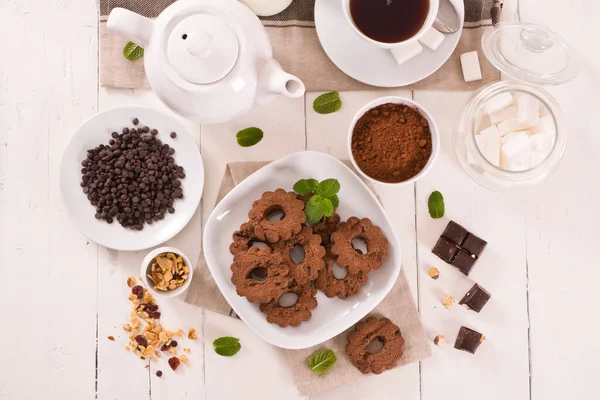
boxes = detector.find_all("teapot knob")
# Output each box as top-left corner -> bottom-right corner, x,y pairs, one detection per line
185,30 -> 215,58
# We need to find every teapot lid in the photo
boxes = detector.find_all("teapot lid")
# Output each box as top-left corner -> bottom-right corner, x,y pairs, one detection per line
167,14 -> 239,84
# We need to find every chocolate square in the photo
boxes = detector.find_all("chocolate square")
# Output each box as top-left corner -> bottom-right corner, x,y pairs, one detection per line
459,283 -> 491,313
452,250 -> 477,276
454,326 -> 485,354
432,237 -> 459,263
462,233 -> 488,258
442,220 -> 469,246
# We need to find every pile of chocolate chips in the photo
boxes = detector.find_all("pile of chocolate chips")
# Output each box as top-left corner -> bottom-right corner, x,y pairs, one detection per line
80,118 -> 185,230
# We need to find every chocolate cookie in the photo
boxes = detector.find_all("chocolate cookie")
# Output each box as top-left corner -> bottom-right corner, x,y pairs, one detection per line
313,213 -> 341,246
330,217 -> 388,274
229,221 -> 271,256
259,284 -> 318,328
248,189 -> 306,243
316,250 -> 368,299
230,247 -> 290,303
346,317 -> 404,374
274,226 -> 326,285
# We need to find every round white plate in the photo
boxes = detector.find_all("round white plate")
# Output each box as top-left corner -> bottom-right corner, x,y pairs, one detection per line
203,151 -> 402,349
59,106 -> 204,251
315,0 -> 464,87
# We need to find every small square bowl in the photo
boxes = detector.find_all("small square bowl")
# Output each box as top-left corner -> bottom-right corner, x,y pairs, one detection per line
141,246 -> 194,298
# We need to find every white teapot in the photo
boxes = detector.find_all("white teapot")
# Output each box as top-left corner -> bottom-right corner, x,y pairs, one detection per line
107,0 -> 305,123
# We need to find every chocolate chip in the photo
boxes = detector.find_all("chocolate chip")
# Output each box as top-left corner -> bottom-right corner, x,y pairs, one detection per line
170,132 -> 177,138
156,370 -> 163,377
132,118 -> 139,125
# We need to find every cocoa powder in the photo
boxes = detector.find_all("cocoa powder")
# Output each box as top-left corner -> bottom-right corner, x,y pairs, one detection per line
351,103 -> 432,183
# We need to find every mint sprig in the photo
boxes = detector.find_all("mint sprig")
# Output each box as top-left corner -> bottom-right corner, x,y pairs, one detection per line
293,178 -> 340,225
213,336 -> 241,357
307,349 -> 337,375
123,42 -> 144,61
313,92 -> 342,114
428,191 -> 445,219
236,127 -> 263,147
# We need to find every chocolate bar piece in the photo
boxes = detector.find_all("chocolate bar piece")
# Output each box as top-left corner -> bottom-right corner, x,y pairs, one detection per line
454,326 -> 485,354
459,283 -> 491,313
432,237 -> 459,263
431,221 -> 488,276
442,220 -> 469,245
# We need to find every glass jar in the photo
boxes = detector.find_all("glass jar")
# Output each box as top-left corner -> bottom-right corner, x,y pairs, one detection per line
452,22 -> 577,192
453,81 -> 566,192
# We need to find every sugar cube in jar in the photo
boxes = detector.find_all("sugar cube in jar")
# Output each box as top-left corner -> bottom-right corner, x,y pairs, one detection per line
469,92 -> 556,171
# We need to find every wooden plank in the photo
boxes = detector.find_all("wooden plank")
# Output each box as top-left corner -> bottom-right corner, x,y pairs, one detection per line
97,89 -> 205,399
518,1 -> 600,399
414,91 -> 530,400
0,0 -> 98,399
306,90 -> 421,400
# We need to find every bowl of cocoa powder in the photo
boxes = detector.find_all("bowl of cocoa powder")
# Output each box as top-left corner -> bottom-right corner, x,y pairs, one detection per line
348,97 -> 440,185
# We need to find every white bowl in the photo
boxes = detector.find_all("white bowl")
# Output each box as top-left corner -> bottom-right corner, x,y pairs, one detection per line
203,151 -> 402,349
347,96 -> 440,186
141,247 -> 194,299
59,106 -> 204,251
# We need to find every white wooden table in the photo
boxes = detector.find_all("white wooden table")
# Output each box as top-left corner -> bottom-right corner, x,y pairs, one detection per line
1,1 -> 599,399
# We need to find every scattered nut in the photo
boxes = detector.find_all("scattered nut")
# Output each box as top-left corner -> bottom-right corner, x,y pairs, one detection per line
168,347 -> 177,354
433,335 -> 446,347
179,354 -> 188,364
183,348 -> 190,353
123,324 -> 132,332
107,336 -> 115,341
442,295 -> 454,309
188,328 -> 197,340
175,329 -> 184,337
428,267 -> 440,280
480,334 -> 486,342
127,276 -> 137,288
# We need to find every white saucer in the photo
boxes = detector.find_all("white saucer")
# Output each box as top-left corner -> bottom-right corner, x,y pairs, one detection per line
203,151 -> 402,349
59,106 -> 204,251
315,0 -> 464,87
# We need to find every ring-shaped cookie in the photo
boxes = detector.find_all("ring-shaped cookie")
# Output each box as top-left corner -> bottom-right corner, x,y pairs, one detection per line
274,226 -> 326,285
248,189 -> 306,243
345,317 -> 404,374
316,251 -> 368,299
230,247 -> 290,303
331,217 -> 388,274
259,284 -> 318,327
229,221 -> 274,256
313,213 -> 341,246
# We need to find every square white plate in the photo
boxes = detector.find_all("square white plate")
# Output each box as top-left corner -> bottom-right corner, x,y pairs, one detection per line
203,151 -> 401,349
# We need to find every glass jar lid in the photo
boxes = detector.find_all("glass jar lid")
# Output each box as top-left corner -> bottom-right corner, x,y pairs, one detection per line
482,22 -> 579,85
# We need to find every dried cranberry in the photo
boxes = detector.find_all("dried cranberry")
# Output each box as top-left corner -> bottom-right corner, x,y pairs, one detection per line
156,370 -> 163,377
160,344 -> 169,351
132,285 -> 144,299
145,304 -> 159,312
149,311 -> 161,319
134,335 -> 148,347
168,356 -> 181,371
170,340 -> 178,348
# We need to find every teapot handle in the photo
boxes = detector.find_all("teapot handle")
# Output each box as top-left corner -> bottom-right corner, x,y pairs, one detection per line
107,8 -> 154,47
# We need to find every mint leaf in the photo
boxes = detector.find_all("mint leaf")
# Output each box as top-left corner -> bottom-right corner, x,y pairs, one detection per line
428,191 -> 445,219
236,127 -> 263,147
315,178 -> 341,198
306,201 -> 324,225
329,194 -> 339,209
307,349 -> 337,375
313,92 -> 342,114
293,179 -> 319,196
123,42 -> 144,61
213,336 -> 241,357
321,198 -> 334,217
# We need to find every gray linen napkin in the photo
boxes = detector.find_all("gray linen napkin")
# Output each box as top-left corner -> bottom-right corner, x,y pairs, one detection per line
184,161 -> 432,396
99,0 -> 501,90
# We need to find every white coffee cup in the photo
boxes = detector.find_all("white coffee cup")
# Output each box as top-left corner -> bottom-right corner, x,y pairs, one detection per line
342,0 -> 439,59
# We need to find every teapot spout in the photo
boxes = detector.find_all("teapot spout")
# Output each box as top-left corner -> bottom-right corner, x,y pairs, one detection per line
255,59 -> 305,105
107,8 -> 153,47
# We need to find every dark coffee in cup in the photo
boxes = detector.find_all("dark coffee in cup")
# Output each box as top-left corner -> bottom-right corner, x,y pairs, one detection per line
349,0 -> 430,44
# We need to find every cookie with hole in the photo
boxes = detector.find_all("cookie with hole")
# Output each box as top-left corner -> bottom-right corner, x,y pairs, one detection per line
259,283 -> 318,328
229,221 -> 274,256
230,247 -> 290,303
315,249 -> 368,299
248,189 -> 306,243
330,217 -> 388,275
273,226 -> 326,285
346,316 -> 404,374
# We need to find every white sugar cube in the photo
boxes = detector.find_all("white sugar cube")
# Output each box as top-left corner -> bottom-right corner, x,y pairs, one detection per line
468,135 -> 487,164
497,118 -> 523,136
501,131 -> 531,160
530,133 -> 554,153
531,115 -> 556,136
530,151 -> 548,167
489,106 -> 517,125
479,124 -> 500,138
419,27 -> 445,51
516,94 -> 540,128
478,125 -> 501,166
460,51 -> 483,82
510,151 -> 532,171
502,130 -> 531,145
390,41 -> 423,66
482,93 -> 514,115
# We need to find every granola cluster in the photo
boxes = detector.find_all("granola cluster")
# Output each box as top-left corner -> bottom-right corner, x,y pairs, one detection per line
146,252 -> 190,292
